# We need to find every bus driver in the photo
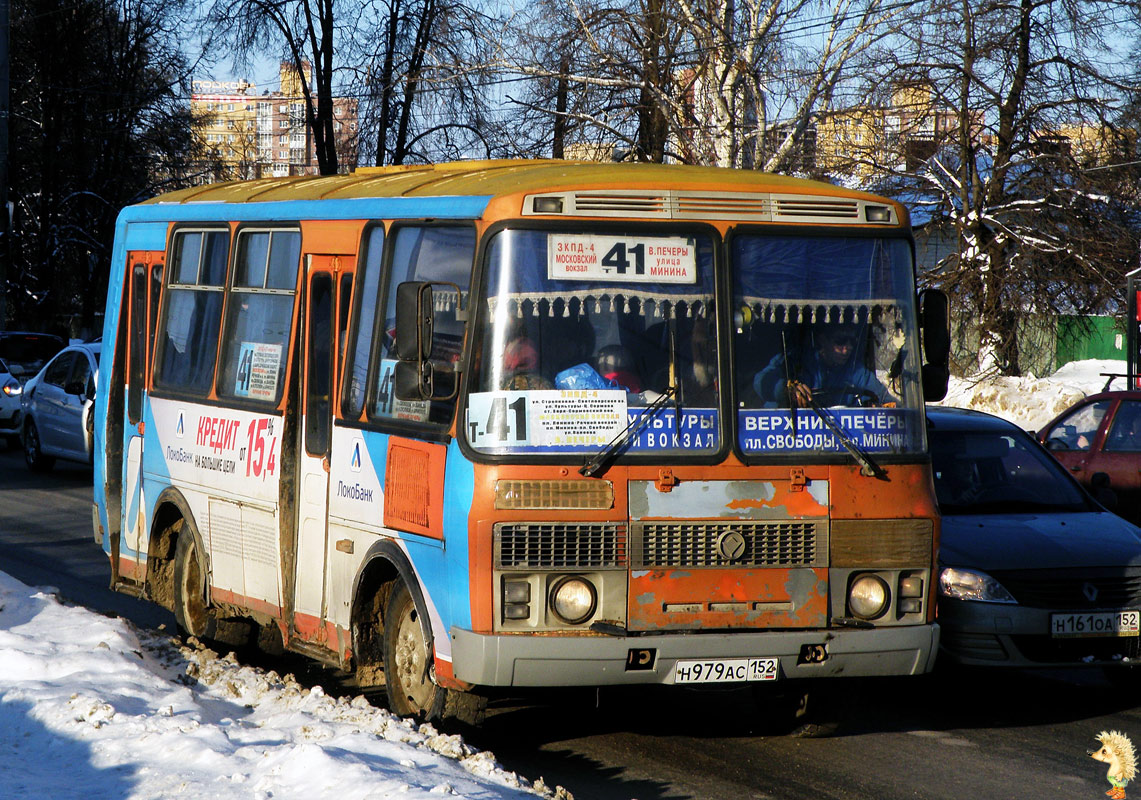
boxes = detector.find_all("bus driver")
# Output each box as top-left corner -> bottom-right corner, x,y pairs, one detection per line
753,322 -> 888,408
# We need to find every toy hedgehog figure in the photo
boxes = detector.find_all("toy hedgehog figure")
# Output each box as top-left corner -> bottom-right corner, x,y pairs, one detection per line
1090,730 -> 1137,799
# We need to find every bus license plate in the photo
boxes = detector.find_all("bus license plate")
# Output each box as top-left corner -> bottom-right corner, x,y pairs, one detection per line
1050,610 -> 1140,638
672,658 -> 779,684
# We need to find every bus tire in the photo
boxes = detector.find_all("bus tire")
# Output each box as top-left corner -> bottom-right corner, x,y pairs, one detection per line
173,532 -> 217,640
383,579 -> 448,721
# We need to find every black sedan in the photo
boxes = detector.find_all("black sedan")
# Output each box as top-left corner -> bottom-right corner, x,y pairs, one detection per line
929,405 -> 1141,673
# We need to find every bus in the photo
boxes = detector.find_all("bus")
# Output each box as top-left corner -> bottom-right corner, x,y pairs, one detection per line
93,160 -> 950,722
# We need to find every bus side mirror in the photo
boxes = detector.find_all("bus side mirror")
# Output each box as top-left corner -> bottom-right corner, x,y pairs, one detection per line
393,280 -> 461,402
395,282 -> 433,361
919,288 -> 950,402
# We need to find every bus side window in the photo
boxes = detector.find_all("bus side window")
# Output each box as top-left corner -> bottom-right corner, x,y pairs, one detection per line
153,230 -> 229,395
343,226 -> 384,420
128,264 -> 147,424
372,225 -> 474,425
216,229 -> 300,405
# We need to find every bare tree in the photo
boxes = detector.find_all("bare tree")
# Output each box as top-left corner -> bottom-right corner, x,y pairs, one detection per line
495,0 -> 904,169
10,0 -> 200,333
874,0 -> 1141,375
209,0 -> 361,174
339,0 -> 497,165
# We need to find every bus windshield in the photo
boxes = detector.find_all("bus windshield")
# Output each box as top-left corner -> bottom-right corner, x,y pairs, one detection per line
468,227 -> 719,457
732,234 -> 925,456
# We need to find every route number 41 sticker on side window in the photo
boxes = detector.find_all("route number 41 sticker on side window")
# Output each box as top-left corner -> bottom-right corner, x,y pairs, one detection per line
547,234 -> 697,284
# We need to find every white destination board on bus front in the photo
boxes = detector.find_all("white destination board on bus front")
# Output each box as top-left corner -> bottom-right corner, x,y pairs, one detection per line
547,234 -> 697,284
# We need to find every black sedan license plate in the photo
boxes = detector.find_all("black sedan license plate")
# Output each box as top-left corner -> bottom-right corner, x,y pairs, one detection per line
1050,610 -> 1140,638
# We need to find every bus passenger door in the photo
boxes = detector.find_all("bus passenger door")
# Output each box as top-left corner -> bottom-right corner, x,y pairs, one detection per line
293,257 -> 349,642
124,258 -> 161,562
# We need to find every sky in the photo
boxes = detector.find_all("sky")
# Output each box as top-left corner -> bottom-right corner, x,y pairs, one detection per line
0,358 -> 1127,800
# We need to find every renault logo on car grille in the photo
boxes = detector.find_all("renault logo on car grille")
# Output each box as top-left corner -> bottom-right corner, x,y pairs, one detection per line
716,530 -> 747,562
1083,582 -> 1099,603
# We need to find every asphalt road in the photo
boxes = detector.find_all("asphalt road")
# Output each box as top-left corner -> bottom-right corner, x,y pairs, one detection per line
1,440 -> 1139,800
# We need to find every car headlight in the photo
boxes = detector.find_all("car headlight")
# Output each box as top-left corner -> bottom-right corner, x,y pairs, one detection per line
939,567 -> 1017,603
848,574 -> 890,620
2,379 -> 20,396
549,576 -> 597,624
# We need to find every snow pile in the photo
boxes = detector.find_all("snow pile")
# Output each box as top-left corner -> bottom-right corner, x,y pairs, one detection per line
0,569 -> 563,800
938,358 -> 1127,432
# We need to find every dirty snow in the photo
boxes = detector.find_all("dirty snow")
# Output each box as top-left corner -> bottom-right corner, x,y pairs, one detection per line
0,358 -> 1126,800
0,568 -> 565,800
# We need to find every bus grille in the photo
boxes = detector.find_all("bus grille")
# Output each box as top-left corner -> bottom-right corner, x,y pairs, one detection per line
632,520 -> 825,568
495,523 -> 627,569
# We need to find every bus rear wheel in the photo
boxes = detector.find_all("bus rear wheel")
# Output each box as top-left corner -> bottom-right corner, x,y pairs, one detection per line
383,580 -> 448,721
173,533 -> 217,640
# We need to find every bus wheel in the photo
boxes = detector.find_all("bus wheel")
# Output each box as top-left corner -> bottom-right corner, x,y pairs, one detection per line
383,580 -> 447,721
173,533 -> 217,640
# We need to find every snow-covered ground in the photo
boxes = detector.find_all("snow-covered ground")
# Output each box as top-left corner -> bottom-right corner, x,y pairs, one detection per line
939,358 -> 1128,432
0,567 -> 564,800
0,359 -> 1126,800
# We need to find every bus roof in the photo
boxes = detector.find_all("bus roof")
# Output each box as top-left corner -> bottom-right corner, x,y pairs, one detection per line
142,160 -> 885,206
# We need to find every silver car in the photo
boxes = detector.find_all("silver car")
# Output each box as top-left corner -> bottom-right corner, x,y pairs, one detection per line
21,342 -> 100,470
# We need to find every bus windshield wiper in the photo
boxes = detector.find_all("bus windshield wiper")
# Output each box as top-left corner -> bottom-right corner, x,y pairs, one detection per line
580,386 -> 677,478
805,398 -> 888,481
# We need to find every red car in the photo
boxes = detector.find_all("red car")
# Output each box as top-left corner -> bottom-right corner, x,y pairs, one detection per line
1038,390 -> 1141,523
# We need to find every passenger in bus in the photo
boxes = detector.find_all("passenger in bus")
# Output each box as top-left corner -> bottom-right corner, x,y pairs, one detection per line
753,321 -> 888,408
595,344 -> 642,393
500,336 -> 553,390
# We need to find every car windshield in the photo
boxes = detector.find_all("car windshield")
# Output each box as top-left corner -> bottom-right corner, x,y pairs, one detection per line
930,426 -> 1090,515
731,235 -> 925,457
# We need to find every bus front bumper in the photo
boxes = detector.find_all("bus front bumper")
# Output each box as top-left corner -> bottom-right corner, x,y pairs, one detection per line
449,623 -> 939,687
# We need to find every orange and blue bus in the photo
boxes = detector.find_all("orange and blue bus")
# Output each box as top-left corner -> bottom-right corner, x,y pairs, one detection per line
93,160 -> 950,721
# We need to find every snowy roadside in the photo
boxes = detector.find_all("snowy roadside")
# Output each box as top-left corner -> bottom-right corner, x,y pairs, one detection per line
938,358 -> 1126,431
0,569 -> 565,800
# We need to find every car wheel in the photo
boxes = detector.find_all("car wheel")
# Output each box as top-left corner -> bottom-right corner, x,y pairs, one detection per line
23,419 -> 55,472
173,533 -> 217,640
383,580 -> 448,721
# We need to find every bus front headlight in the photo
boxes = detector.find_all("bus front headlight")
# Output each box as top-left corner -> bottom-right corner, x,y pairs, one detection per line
549,576 -> 597,625
848,574 -> 890,620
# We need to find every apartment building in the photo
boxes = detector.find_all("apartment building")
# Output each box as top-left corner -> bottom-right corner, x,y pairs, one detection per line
191,62 -> 358,181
